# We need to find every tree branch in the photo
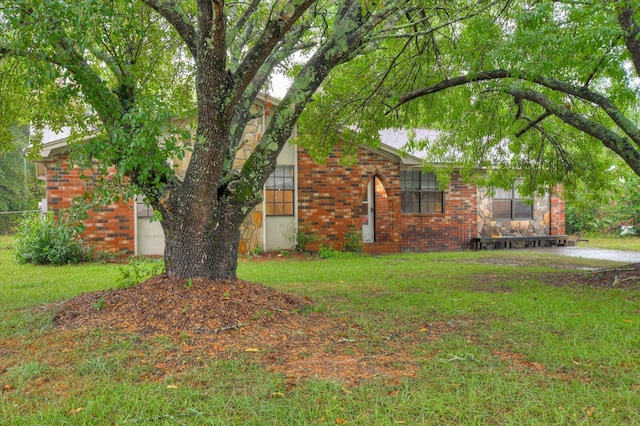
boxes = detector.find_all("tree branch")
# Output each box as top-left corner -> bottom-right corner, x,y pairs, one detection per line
142,0 -> 197,58
224,21 -> 312,176
395,69 -> 640,146
230,0 -> 408,206
368,0 -> 505,41
231,0 -> 316,105
397,69 -> 511,105
502,85 -> 640,177
618,4 -> 640,76
228,0 -> 261,46
514,111 -> 552,138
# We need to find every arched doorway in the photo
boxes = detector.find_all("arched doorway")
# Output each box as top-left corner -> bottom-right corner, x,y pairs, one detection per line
362,175 -> 390,243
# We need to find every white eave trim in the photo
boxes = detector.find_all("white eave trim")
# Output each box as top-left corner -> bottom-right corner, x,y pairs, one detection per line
33,137 -> 72,161
361,142 -> 423,166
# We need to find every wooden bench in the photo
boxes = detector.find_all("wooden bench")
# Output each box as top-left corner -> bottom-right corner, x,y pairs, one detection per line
471,235 -> 568,250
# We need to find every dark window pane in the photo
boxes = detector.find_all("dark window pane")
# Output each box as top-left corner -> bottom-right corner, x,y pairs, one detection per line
421,172 -> 438,191
401,191 -> 420,213
401,171 -> 444,214
493,199 -> 512,219
422,191 -> 443,213
492,182 -> 532,220
136,195 -> 154,219
513,200 -> 533,219
266,166 -> 294,190
494,187 -> 512,199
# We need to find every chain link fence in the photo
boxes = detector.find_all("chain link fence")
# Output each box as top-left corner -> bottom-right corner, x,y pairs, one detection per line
0,211 -> 41,235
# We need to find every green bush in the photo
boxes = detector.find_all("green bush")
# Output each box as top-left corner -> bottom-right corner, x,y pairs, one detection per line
15,213 -> 87,265
343,226 -> 363,253
290,226 -> 319,252
565,205 -> 603,235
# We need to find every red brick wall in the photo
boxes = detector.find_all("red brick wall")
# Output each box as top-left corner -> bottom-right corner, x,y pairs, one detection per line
297,146 -> 401,253
43,154 -> 135,254
550,186 -> 566,235
400,172 -> 477,252
297,145 -> 478,253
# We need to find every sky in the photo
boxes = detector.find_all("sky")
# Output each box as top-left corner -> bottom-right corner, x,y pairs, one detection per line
269,73 -> 292,99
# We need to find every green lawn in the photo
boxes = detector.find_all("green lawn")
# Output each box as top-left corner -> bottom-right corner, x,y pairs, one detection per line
577,236 -> 640,251
1,236 -> 639,424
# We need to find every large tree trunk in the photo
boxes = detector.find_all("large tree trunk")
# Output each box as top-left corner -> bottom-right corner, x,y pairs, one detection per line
160,204 -> 245,281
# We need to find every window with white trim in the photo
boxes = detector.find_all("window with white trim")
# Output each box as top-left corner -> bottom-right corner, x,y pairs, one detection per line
265,165 -> 294,216
136,195 -> 154,219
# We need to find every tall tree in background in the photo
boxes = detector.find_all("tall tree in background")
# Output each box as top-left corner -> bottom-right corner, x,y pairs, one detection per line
1,0 -> 495,280
301,1 -> 640,198
0,57 -> 44,217
0,125 -> 41,212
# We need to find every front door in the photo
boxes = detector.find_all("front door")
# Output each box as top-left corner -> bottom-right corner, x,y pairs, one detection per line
362,178 -> 375,243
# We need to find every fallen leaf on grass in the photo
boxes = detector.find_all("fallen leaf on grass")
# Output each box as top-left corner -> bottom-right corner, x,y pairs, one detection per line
623,319 -> 633,323
3,384 -> 14,391
245,348 -> 260,352
166,385 -> 179,389
336,417 -> 348,424
583,406 -> 596,417
69,407 -> 84,415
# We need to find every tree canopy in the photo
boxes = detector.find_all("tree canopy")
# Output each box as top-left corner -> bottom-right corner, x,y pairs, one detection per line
300,0 -> 640,198
1,0 -> 497,280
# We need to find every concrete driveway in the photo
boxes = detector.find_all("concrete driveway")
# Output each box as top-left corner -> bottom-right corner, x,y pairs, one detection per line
539,247 -> 640,263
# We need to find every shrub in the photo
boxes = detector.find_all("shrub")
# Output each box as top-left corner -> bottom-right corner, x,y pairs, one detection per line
343,226 -> 363,253
15,213 -> 87,265
117,255 -> 165,288
318,245 -> 338,259
318,245 -> 364,259
290,226 -> 319,252
565,204 -> 602,235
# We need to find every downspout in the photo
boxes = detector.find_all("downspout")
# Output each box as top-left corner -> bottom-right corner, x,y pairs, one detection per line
262,106 -> 267,252
293,124 -> 299,243
134,197 -> 139,254
547,190 -> 552,236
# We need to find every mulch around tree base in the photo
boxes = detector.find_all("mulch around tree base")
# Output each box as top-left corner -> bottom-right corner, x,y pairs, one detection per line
53,275 -> 435,384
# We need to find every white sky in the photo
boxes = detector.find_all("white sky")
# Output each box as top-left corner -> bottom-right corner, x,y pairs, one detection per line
269,73 -> 292,99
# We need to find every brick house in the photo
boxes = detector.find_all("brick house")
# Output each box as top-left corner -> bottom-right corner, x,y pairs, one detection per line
296,129 -> 565,254
34,99 -> 565,256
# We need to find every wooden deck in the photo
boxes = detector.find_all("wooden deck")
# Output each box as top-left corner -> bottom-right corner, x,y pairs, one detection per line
471,235 -> 568,250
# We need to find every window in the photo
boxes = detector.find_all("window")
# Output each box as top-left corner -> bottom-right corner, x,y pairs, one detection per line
400,171 -> 444,214
493,184 -> 533,220
136,195 -> 154,219
265,165 -> 294,216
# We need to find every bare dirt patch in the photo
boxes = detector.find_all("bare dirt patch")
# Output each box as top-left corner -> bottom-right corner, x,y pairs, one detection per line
539,263 -> 640,289
470,258 -> 640,290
